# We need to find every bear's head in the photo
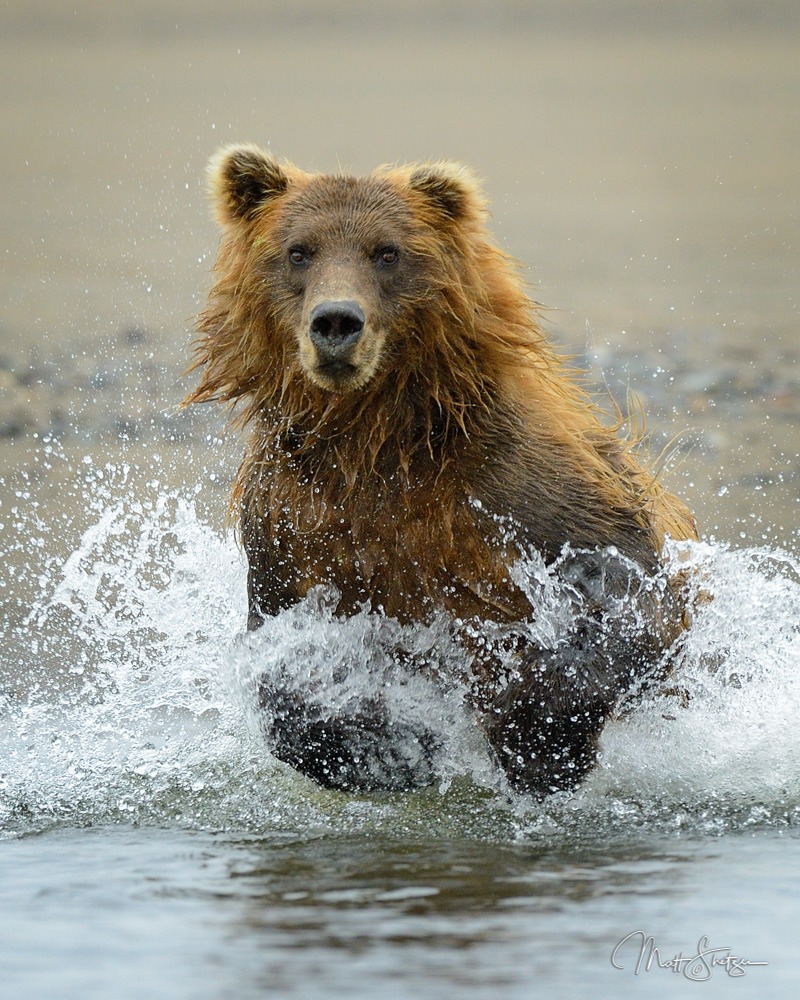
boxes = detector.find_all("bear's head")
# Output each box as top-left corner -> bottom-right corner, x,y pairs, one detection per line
204,145 -> 491,396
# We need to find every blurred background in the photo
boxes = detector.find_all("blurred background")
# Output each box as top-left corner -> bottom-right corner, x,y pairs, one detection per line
1,0 -> 799,548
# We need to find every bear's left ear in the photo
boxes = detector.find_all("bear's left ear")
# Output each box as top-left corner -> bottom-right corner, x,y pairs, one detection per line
408,162 -> 482,221
208,143 -> 290,225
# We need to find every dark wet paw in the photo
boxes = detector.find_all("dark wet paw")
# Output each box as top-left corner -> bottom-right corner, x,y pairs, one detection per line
258,682 -> 441,793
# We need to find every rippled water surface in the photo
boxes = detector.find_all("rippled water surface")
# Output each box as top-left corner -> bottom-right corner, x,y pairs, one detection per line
2,827 -> 795,999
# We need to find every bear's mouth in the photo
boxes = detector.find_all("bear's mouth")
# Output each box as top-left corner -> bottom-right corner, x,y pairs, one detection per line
313,358 -> 361,389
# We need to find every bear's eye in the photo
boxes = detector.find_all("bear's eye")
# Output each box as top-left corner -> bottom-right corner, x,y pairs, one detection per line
288,246 -> 311,266
376,246 -> 399,267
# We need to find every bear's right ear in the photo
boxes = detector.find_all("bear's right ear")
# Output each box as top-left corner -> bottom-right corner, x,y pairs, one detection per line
208,144 -> 289,225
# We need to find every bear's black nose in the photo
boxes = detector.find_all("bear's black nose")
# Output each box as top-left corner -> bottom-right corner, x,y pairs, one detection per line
309,300 -> 365,354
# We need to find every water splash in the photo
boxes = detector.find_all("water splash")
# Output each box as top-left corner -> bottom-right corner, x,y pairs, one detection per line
576,539 -> 800,830
1,459 -> 799,841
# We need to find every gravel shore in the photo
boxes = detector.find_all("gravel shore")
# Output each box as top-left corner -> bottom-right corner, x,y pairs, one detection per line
1,316 -> 798,550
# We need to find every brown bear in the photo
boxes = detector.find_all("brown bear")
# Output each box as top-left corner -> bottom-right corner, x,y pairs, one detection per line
185,144 -> 697,797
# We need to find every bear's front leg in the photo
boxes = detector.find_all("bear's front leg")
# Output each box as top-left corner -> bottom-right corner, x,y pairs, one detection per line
481,619 -> 660,798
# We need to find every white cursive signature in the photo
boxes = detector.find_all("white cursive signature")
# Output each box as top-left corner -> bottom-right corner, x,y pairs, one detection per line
611,931 -> 769,980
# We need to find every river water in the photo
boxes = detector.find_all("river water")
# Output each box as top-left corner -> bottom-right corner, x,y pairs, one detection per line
2,2 -> 799,997
1,454 -> 798,997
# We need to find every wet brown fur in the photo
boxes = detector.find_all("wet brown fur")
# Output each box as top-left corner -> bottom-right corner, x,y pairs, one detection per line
185,145 -> 697,796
